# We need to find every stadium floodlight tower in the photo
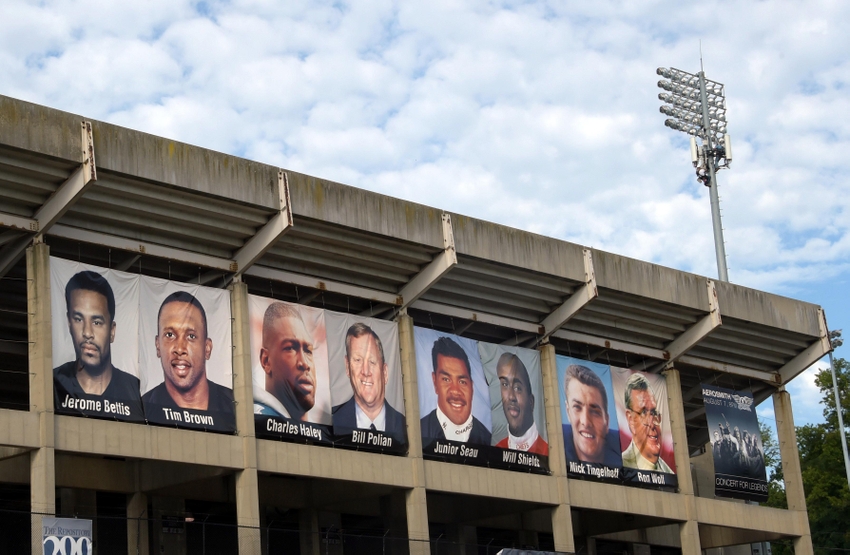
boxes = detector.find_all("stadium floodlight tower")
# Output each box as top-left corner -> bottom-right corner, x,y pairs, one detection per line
657,66 -> 732,282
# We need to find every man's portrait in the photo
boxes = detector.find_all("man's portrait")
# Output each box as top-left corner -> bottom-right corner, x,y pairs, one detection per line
332,322 -> 406,442
620,373 -> 673,473
419,335 -> 491,445
494,353 -> 547,454
53,270 -> 143,420
143,291 -> 234,429
562,364 -> 620,466
254,301 -> 318,421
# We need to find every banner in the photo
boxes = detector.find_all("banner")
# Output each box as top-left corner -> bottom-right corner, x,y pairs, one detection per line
51,257 -> 235,433
42,517 -> 92,555
611,367 -> 677,488
415,327 -> 548,473
557,356 -> 623,482
556,354 -> 677,489
702,384 -> 768,501
248,296 -> 406,454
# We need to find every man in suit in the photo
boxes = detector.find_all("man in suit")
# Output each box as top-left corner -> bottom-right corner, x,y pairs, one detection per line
420,336 -> 491,444
621,373 -> 673,473
332,322 -> 406,444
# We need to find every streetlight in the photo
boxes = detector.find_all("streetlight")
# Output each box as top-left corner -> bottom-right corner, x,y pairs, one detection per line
657,65 -> 733,282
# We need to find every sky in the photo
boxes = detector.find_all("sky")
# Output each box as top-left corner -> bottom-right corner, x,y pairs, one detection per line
2,0 -> 848,428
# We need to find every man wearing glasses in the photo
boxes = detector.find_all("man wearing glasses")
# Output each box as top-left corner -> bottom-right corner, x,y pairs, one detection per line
621,373 -> 673,473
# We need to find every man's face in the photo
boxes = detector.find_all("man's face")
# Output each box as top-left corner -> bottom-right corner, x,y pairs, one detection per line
566,379 -> 609,463
261,315 -> 316,412
432,354 -> 473,426
67,289 -> 115,374
626,388 -> 662,463
155,301 -> 212,394
345,333 -> 387,414
498,362 -> 534,436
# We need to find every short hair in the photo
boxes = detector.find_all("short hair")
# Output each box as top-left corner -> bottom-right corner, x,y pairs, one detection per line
431,336 -> 470,377
262,301 -> 304,343
564,364 -> 608,414
65,271 -> 115,321
623,373 -> 651,412
157,291 -> 208,337
497,353 -> 531,390
345,322 -> 385,366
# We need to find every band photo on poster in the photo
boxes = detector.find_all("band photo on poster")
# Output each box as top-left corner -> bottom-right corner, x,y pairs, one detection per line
703,383 -> 768,501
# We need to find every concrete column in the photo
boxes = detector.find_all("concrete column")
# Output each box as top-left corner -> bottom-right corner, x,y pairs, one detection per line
773,389 -> 814,555
664,368 -> 701,555
398,312 -> 431,555
27,242 -> 56,553
298,508 -> 320,555
231,280 -> 262,554
539,343 -> 575,553
127,491 -> 149,555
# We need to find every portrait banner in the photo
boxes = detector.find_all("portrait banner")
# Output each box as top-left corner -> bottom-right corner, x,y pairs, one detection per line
139,276 -> 235,433
51,258 -> 144,423
415,327 -> 493,467
326,311 -> 407,454
556,355 -> 623,483
702,384 -> 768,501
249,296 -> 333,445
611,367 -> 677,489
480,343 -> 548,474
42,517 -> 92,555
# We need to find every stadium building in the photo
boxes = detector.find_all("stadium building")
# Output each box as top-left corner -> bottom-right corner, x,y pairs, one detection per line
0,95 -> 826,554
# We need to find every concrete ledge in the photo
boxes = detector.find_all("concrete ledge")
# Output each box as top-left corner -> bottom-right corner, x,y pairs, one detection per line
715,281 -> 821,336
569,479 -> 687,520
288,170 -> 446,248
423,460 -> 559,504
695,496 -> 808,536
54,416 -> 245,468
256,440 -> 415,487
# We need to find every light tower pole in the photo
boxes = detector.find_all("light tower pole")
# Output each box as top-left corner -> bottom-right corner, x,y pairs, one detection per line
657,66 -> 732,282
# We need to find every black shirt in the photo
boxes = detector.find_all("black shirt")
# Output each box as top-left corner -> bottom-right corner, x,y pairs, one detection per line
142,379 -> 235,433
53,361 -> 145,423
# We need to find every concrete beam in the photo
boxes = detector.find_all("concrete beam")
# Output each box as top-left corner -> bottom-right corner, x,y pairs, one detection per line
245,265 -> 402,306
399,213 -> 457,309
645,279 -> 722,373
538,248 -> 597,345
677,355 -> 781,385
0,212 -> 38,233
233,170 -> 293,278
412,299 -> 543,335
777,308 -> 831,384
50,224 -> 236,272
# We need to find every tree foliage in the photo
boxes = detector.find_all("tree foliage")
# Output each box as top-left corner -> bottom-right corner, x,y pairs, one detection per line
765,356 -> 850,555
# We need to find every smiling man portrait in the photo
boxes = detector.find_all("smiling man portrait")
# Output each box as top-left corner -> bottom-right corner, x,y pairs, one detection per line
420,336 -> 491,445
332,322 -> 406,443
563,364 -> 620,466
621,373 -> 672,473
494,353 -> 547,454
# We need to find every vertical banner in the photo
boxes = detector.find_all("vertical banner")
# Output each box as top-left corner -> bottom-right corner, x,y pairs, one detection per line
139,276 -> 235,433
480,343 -> 548,472
414,327 -> 548,473
557,356 -> 622,482
702,384 -> 768,501
326,312 -> 407,453
42,517 -> 92,554
416,327 -> 492,465
249,296 -> 332,444
51,258 -> 144,422
611,367 -> 678,488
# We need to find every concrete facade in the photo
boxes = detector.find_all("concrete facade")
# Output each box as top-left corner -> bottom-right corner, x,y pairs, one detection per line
0,95 -> 826,554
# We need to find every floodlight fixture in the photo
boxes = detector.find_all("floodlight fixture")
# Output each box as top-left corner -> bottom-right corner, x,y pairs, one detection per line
657,64 -> 731,282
